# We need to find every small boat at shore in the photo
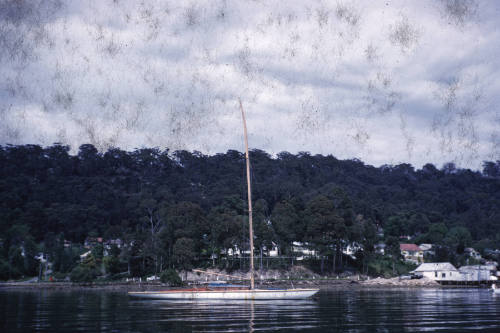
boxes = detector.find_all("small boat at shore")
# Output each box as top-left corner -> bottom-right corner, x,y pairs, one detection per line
492,284 -> 500,294
128,99 -> 319,300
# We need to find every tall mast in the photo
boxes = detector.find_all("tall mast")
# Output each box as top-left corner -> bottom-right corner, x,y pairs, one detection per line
239,98 -> 255,290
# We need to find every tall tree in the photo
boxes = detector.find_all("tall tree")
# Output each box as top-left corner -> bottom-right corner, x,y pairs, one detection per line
305,195 -> 345,273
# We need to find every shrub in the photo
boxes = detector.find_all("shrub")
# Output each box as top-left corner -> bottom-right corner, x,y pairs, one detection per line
0,259 -> 11,280
160,269 -> 183,287
70,265 -> 98,283
53,272 -> 68,281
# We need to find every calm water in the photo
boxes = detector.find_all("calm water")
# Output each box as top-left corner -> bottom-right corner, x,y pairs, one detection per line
1,288 -> 500,332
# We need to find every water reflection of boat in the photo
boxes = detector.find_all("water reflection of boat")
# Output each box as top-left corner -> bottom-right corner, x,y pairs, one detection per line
129,99 -> 319,300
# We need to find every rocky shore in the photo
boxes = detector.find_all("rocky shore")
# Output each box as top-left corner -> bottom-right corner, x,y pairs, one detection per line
359,277 -> 440,287
0,277 -> 443,291
0,266 -> 447,290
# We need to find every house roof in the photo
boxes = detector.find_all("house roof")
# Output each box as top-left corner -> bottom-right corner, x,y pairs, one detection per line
464,247 -> 477,252
459,265 -> 496,271
400,244 -> 421,251
412,263 -> 458,272
419,243 -> 433,251
80,250 -> 91,259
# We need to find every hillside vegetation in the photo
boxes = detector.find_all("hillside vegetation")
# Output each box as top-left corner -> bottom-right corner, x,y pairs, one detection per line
0,144 -> 499,280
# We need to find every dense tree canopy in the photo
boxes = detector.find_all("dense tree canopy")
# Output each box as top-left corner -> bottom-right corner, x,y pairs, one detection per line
0,144 -> 499,279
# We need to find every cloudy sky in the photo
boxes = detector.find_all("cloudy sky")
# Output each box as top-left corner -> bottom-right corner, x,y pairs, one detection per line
1,0 -> 499,169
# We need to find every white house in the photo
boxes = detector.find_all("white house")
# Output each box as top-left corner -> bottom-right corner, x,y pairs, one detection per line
343,242 -> 363,259
104,238 -> 123,249
225,246 -> 241,257
223,243 -> 279,258
292,242 -> 317,260
464,248 -> 482,260
400,244 -> 424,264
266,243 -> 279,257
375,242 -> 386,255
412,263 -> 459,281
35,253 -> 48,263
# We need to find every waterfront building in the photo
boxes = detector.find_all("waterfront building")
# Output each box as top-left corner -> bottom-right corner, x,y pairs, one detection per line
459,265 -> 498,282
412,263 -> 459,281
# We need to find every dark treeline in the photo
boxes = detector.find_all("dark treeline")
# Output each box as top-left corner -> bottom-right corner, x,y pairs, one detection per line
1,143 -> 499,281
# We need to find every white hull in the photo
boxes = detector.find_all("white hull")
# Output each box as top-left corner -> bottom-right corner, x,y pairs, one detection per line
129,288 -> 319,300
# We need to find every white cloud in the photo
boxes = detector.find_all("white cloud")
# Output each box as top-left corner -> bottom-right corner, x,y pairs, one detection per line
0,0 -> 498,169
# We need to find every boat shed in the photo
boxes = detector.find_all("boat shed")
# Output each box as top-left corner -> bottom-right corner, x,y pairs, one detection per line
411,263 -> 459,282
459,265 -> 498,282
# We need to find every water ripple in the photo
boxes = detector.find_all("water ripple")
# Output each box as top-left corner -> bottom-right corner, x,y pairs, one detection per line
1,289 -> 500,332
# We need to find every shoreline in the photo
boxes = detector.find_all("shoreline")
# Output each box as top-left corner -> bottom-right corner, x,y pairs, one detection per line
1,278 -> 490,291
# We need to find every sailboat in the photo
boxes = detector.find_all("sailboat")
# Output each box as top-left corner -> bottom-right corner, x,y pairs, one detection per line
129,99 -> 319,300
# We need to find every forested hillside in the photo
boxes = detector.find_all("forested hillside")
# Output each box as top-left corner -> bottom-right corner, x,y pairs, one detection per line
1,144 -> 499,280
